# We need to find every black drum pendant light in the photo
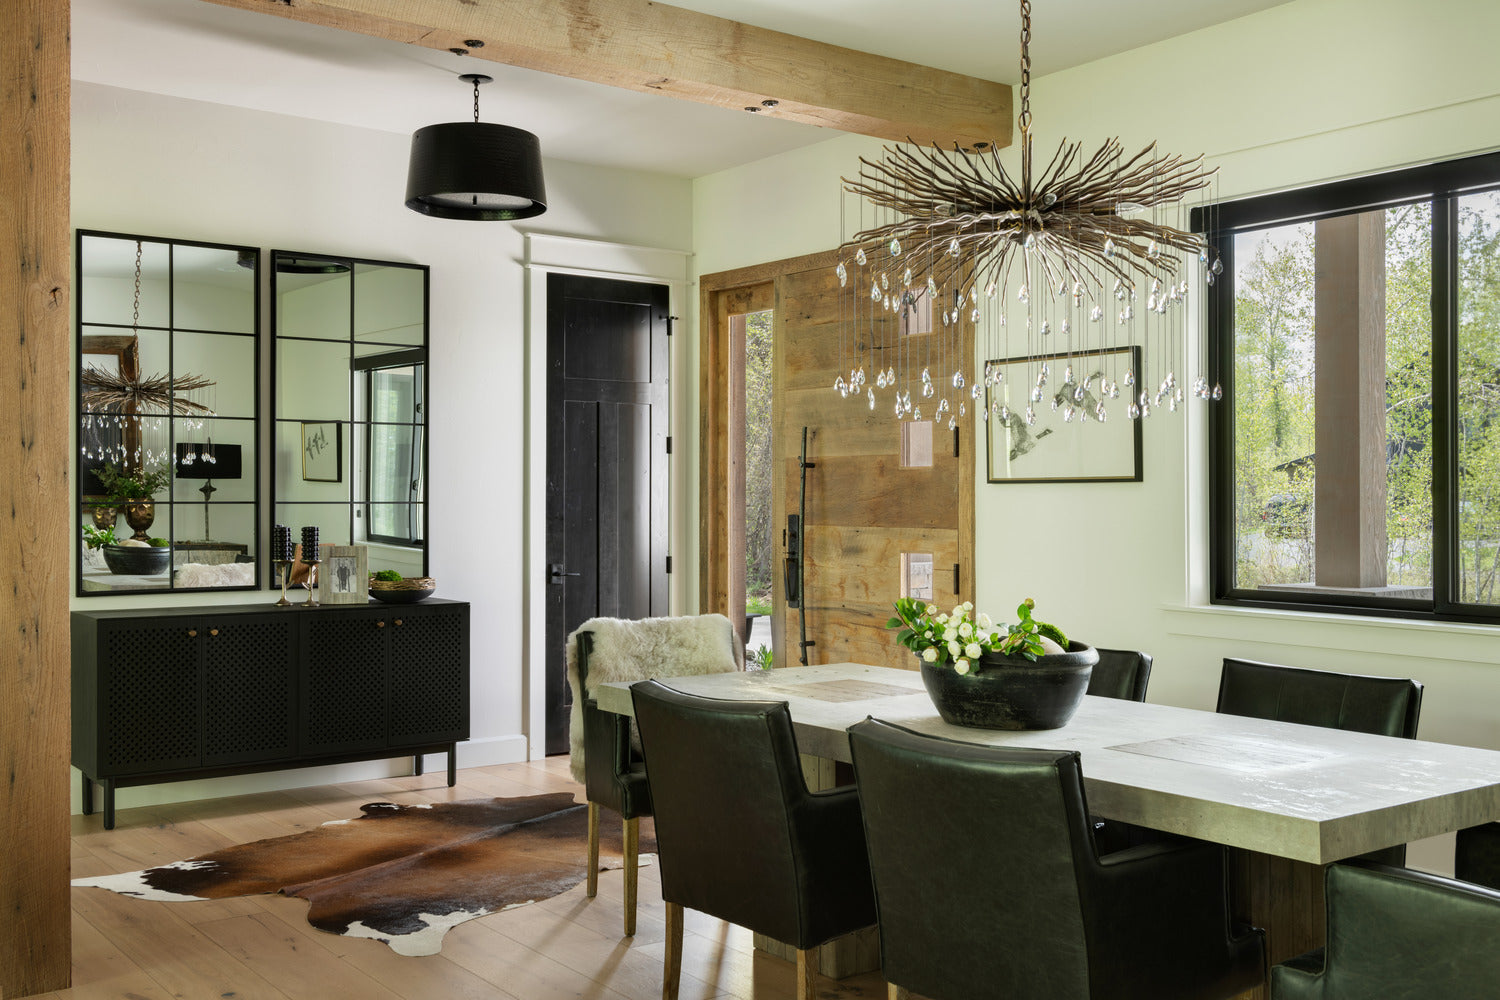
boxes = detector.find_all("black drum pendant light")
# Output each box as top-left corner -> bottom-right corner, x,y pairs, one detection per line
405,73 -> 547,221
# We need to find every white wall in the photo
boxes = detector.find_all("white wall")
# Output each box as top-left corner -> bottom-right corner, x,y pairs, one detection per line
71,82 -> 692,811
688,0 -> 1500,872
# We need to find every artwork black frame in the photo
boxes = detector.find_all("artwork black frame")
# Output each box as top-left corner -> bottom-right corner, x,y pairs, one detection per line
984,345 -> 1144,485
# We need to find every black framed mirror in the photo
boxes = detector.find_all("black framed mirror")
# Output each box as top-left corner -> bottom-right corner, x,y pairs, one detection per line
270,251 -> 429,580
75,230 -> 262,595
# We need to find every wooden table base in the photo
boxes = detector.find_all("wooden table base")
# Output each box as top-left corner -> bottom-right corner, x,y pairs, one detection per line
1229,850 -> 1328,1000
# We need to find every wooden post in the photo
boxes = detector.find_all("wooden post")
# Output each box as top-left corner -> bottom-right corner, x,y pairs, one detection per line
1,0 -> 73,996
1314,212 -> 1387,589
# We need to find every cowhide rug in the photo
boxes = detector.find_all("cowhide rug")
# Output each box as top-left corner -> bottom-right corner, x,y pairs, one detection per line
73,792 -> 654,956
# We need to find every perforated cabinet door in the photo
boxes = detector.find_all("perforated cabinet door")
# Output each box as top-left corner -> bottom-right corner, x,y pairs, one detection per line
98,619 -> 202,776
202,615 -> 297,767
300,610 -> 389,755
388,605 -> 469,746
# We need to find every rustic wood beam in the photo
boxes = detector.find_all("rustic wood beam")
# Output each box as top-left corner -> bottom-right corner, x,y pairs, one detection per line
1,0 -> 73,996
196,0 -> 1012,150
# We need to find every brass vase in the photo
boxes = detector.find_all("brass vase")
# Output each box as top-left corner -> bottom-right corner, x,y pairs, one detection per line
122,500 -> 156,541
89,504 -> 119,531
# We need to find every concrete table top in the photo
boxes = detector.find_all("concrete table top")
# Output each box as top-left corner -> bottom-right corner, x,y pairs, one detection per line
595,662 -> 1500,865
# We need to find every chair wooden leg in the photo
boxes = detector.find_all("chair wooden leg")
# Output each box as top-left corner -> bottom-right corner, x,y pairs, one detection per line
796,947 -> 816,1000
586,802 -> 600,898
662,901 -> 684,1000
623,815 -> 640,936
887,985 -> 910,1000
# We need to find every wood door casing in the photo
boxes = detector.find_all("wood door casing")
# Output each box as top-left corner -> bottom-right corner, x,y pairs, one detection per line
700,250 -> 974,670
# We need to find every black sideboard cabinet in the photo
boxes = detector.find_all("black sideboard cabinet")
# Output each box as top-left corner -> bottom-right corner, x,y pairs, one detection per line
72,599 -> 469,829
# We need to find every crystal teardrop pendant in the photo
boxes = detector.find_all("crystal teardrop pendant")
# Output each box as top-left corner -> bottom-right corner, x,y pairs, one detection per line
1212,383 -> 1224,401
877,370 -> 888,388
948,237 -> 961,257
855,248 -> 867,266
1024,405 -> 1036,426
890,238 -> 902,256
1061,319 -> 1071,336
1127,402 -> 1141,419
928,276 -> 939,298
1103,237 -> 1116,257
1030,386 -> 1043,403
1211,257 -> 1224,275
868,387 -> 876,410
880,271 -> 889,290
870,283 -> 881,302
952,371 -> 965,388
913,407 -> 922,421
999,405 -> 1011,421
1064,364 -> 1074,382
1095,401 -> 1108,422
948,417 -> 957,430
1063,404 -> 1075,422
903,267 -> 913,287
1124,368 -> 1135,386
921,367 -> 931,383
1090,305 -> 1103,322
1206,270 -> 1215,286
1072,281 -> 1084,302
1041,320 -> 1051,336
836,262 -> 848,287
922,382 -> 934,398
937,399 -> 949,415
886,366 -> 895,384
1147,239 -> 1160,258
834,376 -> 846,392
1018,284 -> 1029,303
986,281 -> 997,298
970,384 -> 982,399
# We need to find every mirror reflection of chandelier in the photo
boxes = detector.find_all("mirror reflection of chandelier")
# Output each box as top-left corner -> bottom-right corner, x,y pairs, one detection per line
837,0 -> 1222,431
78,239 -> 217,471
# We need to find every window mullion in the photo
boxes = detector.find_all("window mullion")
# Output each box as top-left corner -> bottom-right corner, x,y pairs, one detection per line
1432,196 -> 1457,613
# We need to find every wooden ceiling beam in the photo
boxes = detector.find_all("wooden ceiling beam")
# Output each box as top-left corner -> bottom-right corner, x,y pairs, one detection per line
196,0 -> 1012,150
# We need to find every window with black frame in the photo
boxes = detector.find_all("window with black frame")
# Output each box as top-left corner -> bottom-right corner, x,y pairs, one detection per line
360,355 -> 425,546
1202,151 -> 1500,621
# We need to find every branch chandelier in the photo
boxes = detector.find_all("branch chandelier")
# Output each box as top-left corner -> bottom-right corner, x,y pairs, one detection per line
835,0 -> 1222,430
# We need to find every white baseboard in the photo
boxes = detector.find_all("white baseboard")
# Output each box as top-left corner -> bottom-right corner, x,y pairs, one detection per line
72,734 -> 532,816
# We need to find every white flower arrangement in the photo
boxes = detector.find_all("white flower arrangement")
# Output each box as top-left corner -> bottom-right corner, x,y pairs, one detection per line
887,597 -> 1069,673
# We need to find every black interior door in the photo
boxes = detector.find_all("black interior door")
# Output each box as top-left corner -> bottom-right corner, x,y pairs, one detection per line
545,273 -> 669,755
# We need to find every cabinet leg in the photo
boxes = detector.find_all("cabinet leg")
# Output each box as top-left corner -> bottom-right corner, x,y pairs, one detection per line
103,779 -> 116,831
447,744 -> 457,787
81,772 -> 94,816
413,754 -> 424,777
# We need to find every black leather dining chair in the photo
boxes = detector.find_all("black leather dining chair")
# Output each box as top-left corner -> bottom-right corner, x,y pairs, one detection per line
574,630 -> 654,935
1455,821 -> 1500,890
848,717 -> 1264,1000
630,679 -> 877,1000
1216,658 -> 1423,865
1271,860 -> 1500,999
1087,648 -> 1153,702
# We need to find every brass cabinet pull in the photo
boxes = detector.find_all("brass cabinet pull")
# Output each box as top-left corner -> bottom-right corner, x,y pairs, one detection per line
395,619 -> 404,627
376,620 -> 386,629
209,628 -> 220,637
187,629 -> 198,638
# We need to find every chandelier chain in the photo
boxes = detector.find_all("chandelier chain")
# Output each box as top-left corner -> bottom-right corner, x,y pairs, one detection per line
1018,0 -> 1032,136
131,240 -> 142,332
473,77 -> 481,124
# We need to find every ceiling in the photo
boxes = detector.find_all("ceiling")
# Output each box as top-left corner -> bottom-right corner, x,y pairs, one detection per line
72,0 -> 1292,178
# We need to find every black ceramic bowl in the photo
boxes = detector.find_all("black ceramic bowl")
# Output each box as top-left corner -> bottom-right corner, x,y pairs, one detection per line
102,544 -> 172,576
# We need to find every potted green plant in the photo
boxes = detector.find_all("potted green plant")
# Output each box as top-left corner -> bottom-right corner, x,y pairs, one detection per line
886,597 -> 1097,730
94,462 -> 171,541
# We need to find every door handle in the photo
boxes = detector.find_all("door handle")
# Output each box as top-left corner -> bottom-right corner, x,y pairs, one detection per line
549,563 -> 581,584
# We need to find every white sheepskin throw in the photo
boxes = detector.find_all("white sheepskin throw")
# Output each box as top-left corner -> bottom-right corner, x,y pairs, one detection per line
566,614 -> 743,784
175,562 -> 256,589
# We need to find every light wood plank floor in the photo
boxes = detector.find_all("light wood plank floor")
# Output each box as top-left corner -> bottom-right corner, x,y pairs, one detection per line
43,757 -> 892,1000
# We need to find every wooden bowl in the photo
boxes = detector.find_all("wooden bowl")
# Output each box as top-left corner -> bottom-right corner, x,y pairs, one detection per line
369,576 -> 437,604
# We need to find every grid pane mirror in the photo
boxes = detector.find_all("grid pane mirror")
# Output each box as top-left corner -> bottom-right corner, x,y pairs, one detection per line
75,230 -> 261,596
271,252 -> 429,581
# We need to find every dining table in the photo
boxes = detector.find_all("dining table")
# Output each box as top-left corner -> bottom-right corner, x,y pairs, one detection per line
594,662 -> 1500,1000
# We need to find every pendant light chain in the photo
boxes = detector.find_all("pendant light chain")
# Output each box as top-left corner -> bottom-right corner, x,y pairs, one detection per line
1017,0 -> 1032,137
132,240 -> 143,332
473,76 -> 482,124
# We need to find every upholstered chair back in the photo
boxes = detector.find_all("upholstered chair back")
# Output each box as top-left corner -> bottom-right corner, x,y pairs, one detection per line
1087,648 -> 1154,702
1216,658 -> 1422,738
630,679 -> 875,950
